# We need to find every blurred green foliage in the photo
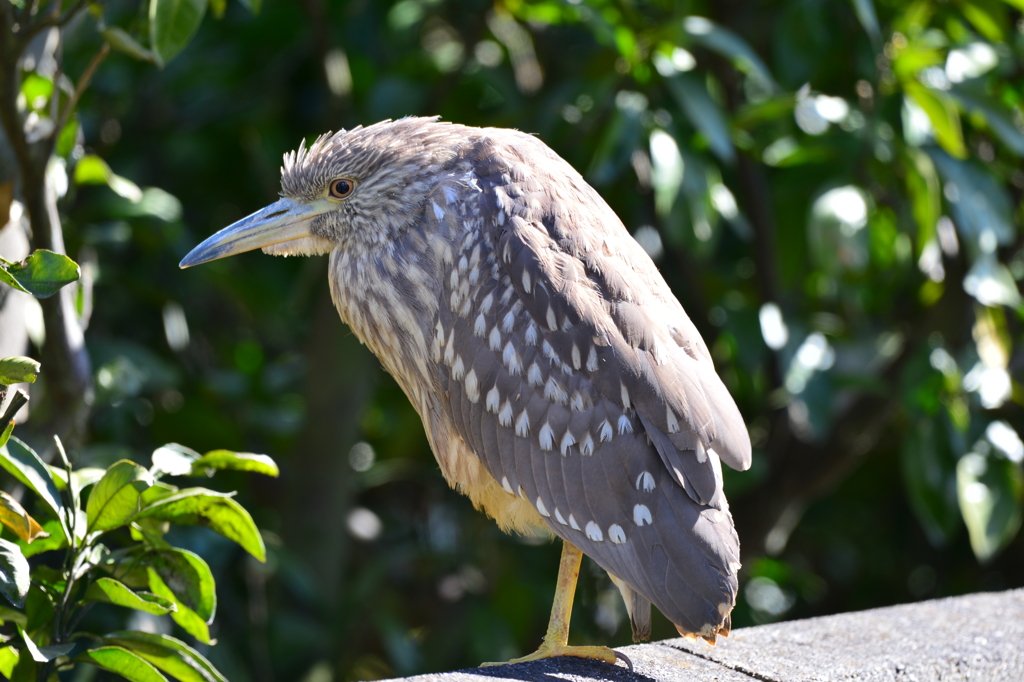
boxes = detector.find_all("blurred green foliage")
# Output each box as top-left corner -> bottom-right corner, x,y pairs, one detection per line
2,0 -> 1024,680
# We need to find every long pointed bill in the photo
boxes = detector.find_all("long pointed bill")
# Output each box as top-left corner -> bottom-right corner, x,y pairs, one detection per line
179,197 -> 325,268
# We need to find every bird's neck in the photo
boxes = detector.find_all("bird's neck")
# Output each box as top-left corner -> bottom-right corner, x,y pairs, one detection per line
328,173 -> 478,411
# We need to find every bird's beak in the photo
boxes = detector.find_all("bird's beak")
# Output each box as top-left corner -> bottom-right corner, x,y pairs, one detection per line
179,197 -> 324,268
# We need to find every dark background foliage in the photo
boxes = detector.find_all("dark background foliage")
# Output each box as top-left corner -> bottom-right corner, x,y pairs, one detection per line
3,0 -> 1024,679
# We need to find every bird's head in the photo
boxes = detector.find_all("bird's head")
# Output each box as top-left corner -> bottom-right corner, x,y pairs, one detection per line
179,117 -> 461,268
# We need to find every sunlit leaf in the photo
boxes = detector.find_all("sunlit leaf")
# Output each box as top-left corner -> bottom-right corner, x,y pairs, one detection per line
137,488 -> 266,561
143,548 -> 216,622
147,570 -> 211,644
86,460 -> 154,533
77,646 -> 168,682
149,0 -> 208,66
0,539 -> 30,608
960,1 -> 1005,42
151,444 -> 200,477
48,466 -> 106,496
0,437 -> 67,539
904,84 -> 966,159
957,450 -> 1024,562
648,129 -> 684,217
83,578 -> 177,615
0,357 -> 39,386
19,626 -> 72,662
73,155 -> 143,202
17,518 -> 67,558
189,449 -> 279,477
105,631 -> 228,682
19,73 -> 53,110
0,645 -> 17,678
0,492 -> 48,543
0,250 -> 80,299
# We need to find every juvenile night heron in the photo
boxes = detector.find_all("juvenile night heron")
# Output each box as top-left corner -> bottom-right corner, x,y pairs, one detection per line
181,118 -> 751,665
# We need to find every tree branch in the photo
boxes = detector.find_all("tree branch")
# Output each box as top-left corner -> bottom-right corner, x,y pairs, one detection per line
0,9 -> 94,455
56,42 -> 109,135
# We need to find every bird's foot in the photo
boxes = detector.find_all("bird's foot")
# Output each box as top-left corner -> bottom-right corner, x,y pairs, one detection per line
480,641 -> 624,668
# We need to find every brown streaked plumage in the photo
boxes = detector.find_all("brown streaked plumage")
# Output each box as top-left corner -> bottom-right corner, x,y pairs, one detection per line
181,117 -> 751,660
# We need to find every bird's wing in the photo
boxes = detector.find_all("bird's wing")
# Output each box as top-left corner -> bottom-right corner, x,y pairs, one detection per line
430,133 -> 747,637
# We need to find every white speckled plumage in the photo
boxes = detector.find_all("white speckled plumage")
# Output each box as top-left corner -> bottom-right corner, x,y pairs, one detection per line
196,117 -> 752,645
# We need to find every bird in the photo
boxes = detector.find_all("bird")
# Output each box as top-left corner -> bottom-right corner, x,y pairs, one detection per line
180,117 -> 751,666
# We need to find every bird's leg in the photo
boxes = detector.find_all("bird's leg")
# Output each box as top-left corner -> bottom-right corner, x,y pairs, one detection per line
480,540 -> 620,667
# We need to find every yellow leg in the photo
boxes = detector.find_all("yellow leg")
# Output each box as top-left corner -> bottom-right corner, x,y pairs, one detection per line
481,540 -> 619,667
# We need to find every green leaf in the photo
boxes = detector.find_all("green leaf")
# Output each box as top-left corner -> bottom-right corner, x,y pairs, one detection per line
86,460 -> 154,533
850,0 -> 881,46
83,578 -> 177,615
957,451 -> 1024,562
0,539 -> 30,608
0,492 -> 49,543
72,542 -> 110,582
147,570 -> 211,644
56,117 -> 79,158
140,482 -> 180,506
73,155 -> 143,202
904,148 -> 941,254
49,465 -> 106,496
0,437 -> 67,539
18,626 -> 73,662
151,443 -> 200,477
904,83 -> 967,159
23,583 -> 54,633
0,357 -> 40,386
17,519 -> 66,558
902,414 -> 963,547
189,449 -> 279,477
0,250 -> 80,299
208,0 -> 226,17
77,646 -> 169,682
105,631 -> 228,682
648,129 -> 684,217
143,548 -> 216,622
681,16 -> 777,93
149,0 -> 208,66
102,27 -> 159,63
138,488 -> 266,561
664,73 -> 735,164
927,148 -> 1015,248
0,605 -> 28,626
0,645 -> 17,678
0,421 -> 13,451
950,88 -> 1024,157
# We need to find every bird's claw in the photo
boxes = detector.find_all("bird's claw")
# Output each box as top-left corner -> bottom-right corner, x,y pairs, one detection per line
480,641 -> 623,668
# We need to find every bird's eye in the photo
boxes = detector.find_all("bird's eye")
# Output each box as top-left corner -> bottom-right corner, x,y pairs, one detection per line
329,179 -> 354,199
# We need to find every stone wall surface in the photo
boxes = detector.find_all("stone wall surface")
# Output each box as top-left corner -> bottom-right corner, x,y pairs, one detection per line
382,588 -> 1024,682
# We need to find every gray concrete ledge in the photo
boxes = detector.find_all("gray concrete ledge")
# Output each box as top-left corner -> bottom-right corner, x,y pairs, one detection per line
386,588 -> 1024,682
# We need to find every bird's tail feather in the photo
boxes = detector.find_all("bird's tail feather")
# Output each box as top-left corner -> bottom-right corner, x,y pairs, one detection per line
608,572 -> 652,642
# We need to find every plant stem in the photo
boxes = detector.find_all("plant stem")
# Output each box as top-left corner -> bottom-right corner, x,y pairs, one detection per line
56,42 -> 110,136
